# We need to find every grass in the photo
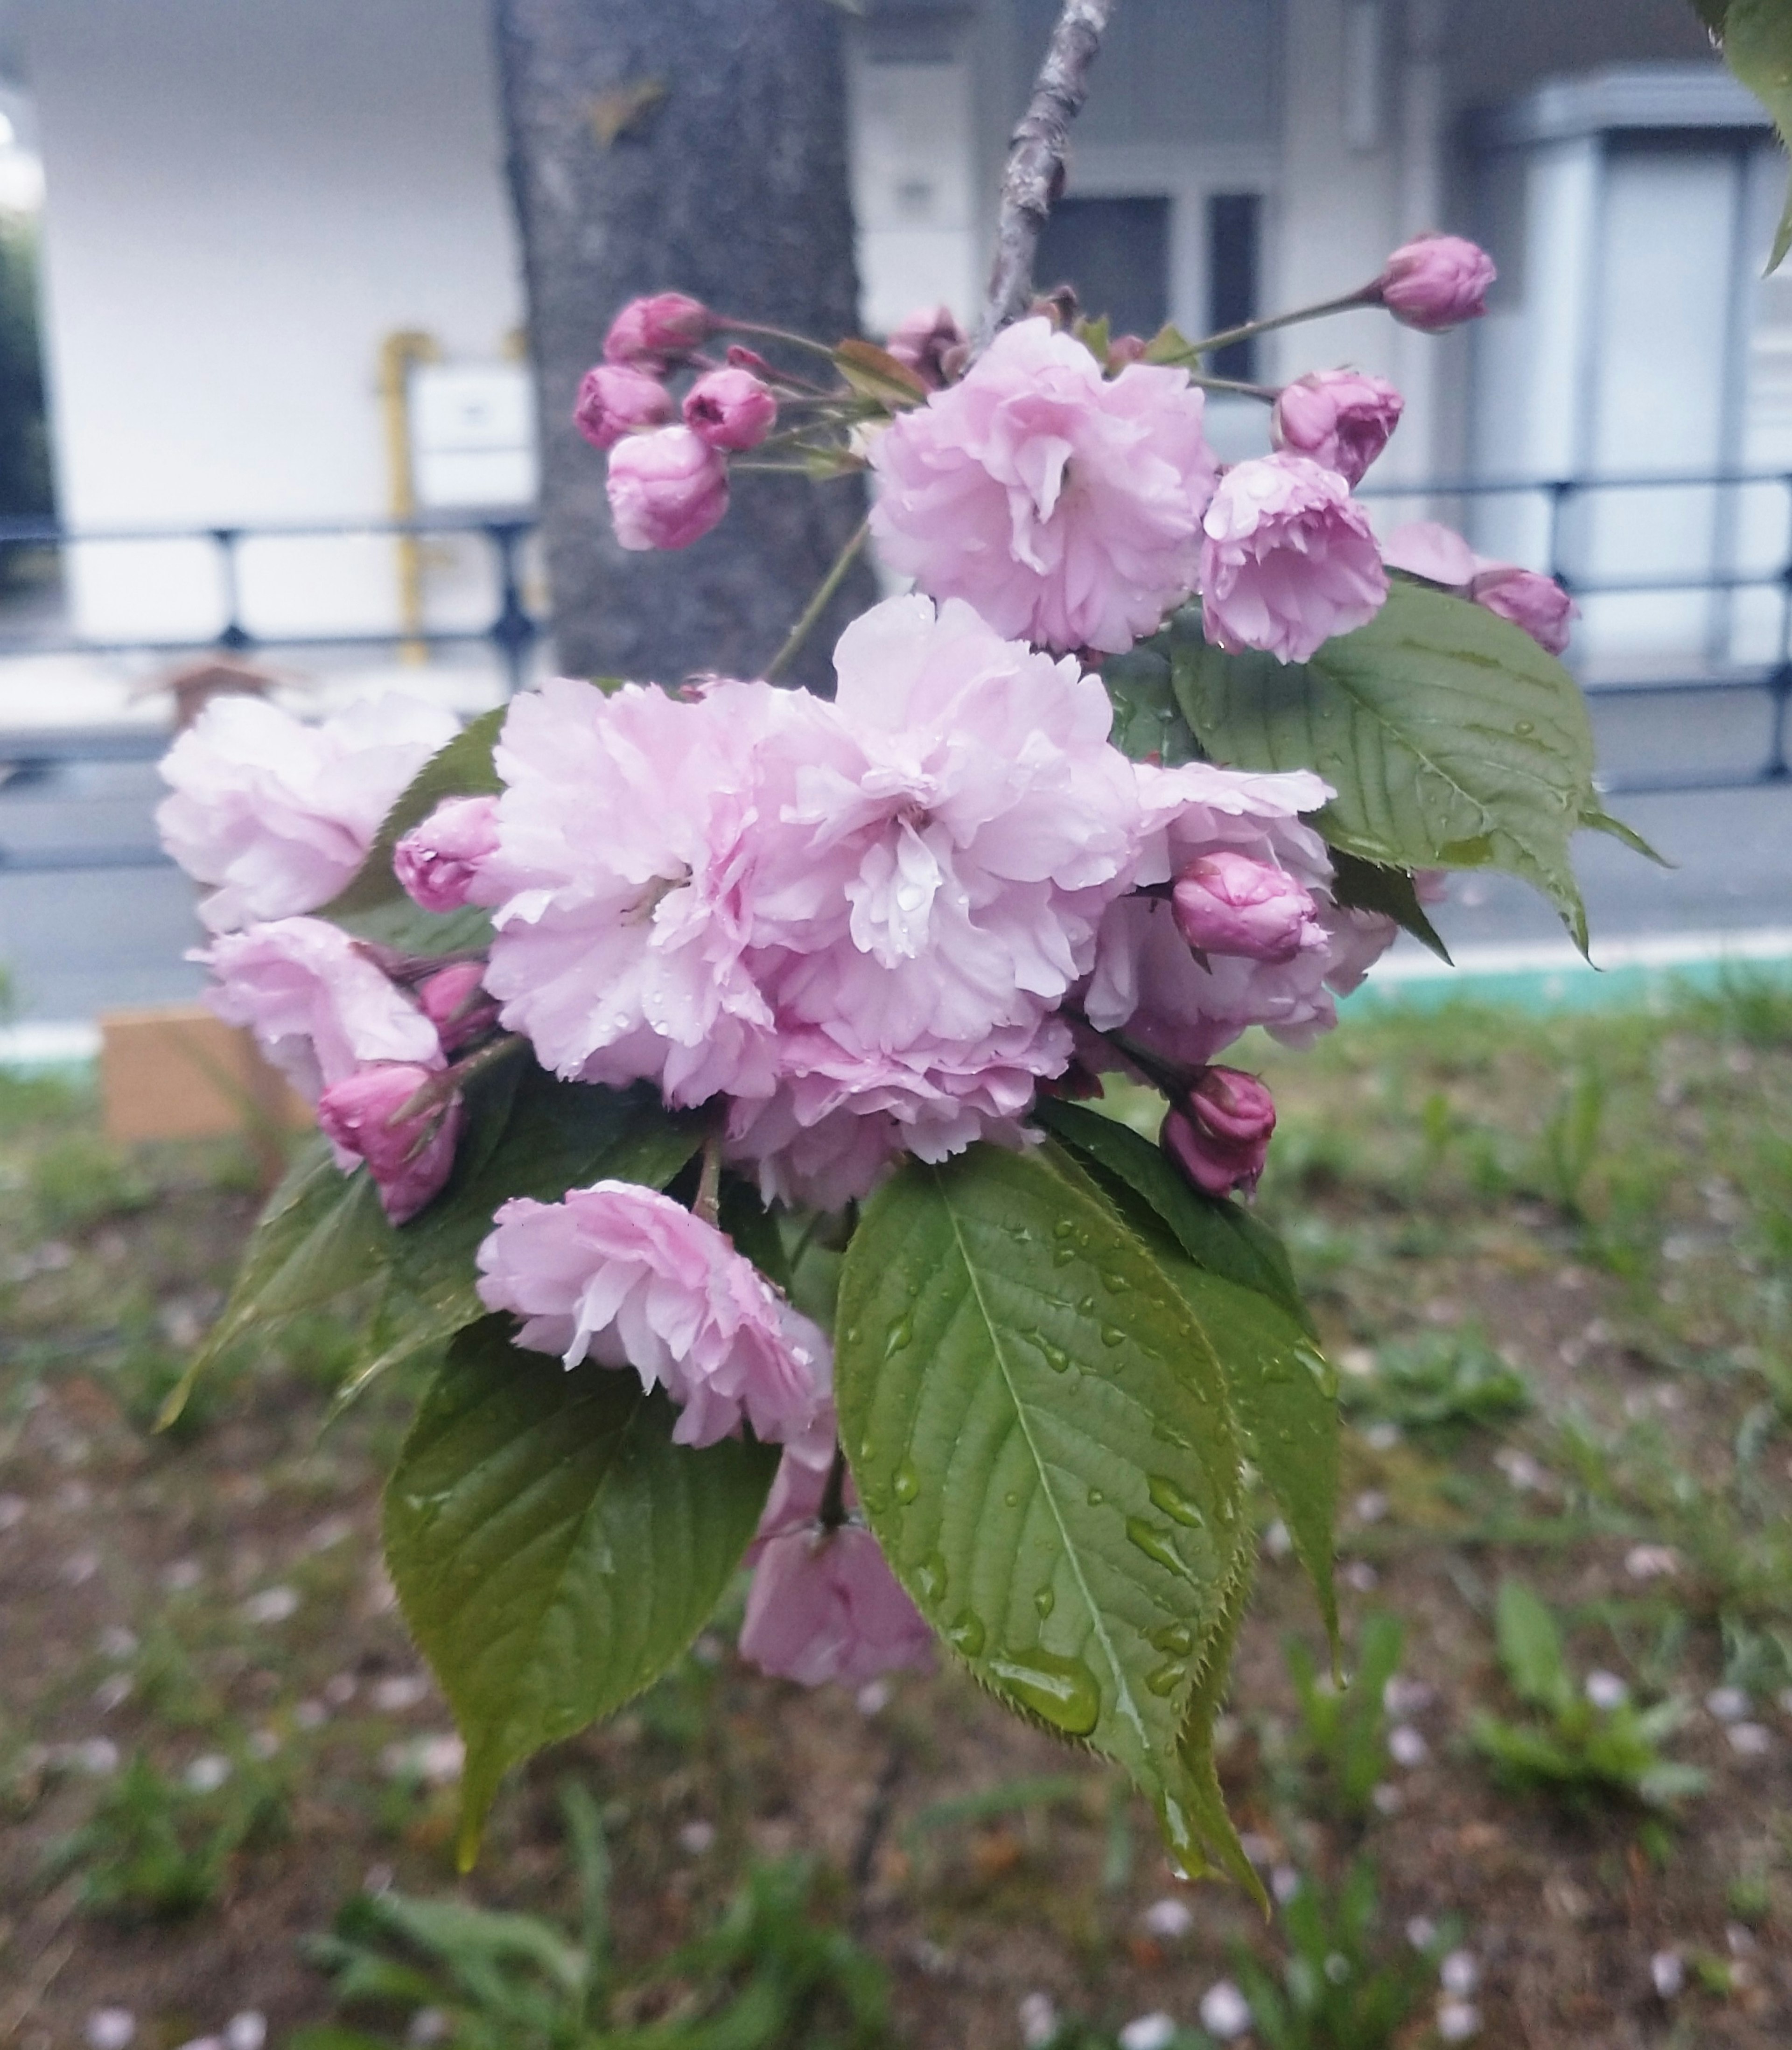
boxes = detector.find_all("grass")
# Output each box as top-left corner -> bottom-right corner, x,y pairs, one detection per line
0,982 -> 1790,2044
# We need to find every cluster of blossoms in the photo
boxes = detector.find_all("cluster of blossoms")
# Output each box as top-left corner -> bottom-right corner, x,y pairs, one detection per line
161,225 -> 1568,1691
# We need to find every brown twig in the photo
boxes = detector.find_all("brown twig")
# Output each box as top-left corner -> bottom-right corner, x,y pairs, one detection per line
975,0 -> 1120,351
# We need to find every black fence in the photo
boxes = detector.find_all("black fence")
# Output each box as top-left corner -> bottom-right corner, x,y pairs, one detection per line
0,476 -> 1789,878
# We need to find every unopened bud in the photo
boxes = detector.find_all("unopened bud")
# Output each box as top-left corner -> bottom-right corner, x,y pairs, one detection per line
1163,1068 -> 1276,1200
1374,235 -> 1495,332
607,426 -> 729,551
416,961 -> 499,1052
392,796 -> 500,914
573,364 -> 674,451
316,1063 -> 464,1224
602,291 -> 712,371
683,367 -> 777,452
1271,370 -> 1404,488
1172,851 -> 1319,964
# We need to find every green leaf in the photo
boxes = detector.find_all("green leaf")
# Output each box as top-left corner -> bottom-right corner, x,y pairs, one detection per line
833,338 -> 929,407
1326,848 -> 1451,963
1100,644 -> 1200,764
835,1144 -> 1252,1855
1032,1098 -> 1311,1333
1171,1552 -> 1267,1903
322,706 -> 506,922
1704,1 -> 1792,268
384,1316 -> 777,1864
1495,1579 -> 1573,1715
334,1068 -> 702,1410
160,1136 -> 394,1427
1167,581 -> 1614,951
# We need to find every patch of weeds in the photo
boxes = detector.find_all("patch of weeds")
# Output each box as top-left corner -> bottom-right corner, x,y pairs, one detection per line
300,1783 -> 886,2048
45,1747 -> 290,1920
1681,967 -> 1792,1050
1470,1580 -> 1705,1812
1339,1329 -> 1530,1439
1282,1611 -> 1402,1823
1228,1860 -> 1453,2050
27,1131 -> 155,1235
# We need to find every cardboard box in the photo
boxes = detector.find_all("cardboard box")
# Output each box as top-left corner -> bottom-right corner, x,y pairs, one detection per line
99,1004 -> 311,1145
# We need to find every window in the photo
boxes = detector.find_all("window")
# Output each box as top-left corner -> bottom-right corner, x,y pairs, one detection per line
1034,195 -> 1170,338
1207,192 -> 1262,380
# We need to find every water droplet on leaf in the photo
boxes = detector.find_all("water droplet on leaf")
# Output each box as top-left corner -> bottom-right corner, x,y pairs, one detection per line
946,1610 -> 986,1656
987,1647 -> 1101,1737
1033,1584 -> 1055,1620
916,1552 -> 947,1602
884,1316 -> 914,1357
1147,1474 -> 1205,1528
1148,1621 -> 1196,1657
1146,1661 -> 1182,1696
892,1462 -> 920,1505
1126,1517 -> 1188,1575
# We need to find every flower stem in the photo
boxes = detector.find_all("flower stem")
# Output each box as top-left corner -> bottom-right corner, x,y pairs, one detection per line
694,1128 -> 723,1227
718,317 -> 843,365
394,1030 -> 527,1125
1165,288 -> 1379,367
763,514 -> 871,683
818,1443 -> 850,1532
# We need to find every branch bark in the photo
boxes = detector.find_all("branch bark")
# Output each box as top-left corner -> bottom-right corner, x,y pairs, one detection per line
975,0 -> 1120,351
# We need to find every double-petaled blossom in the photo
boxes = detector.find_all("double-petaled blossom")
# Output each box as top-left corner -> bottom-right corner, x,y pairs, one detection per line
1163,1068 -> 1276,1199
393,795 -> 502,914
201,916 -> 444,1103
475,1181 -> 831,1450
158,693 -> 460,933
868,317 -> 1218,654
1271,370 -> 1404,489
573,364 -> 675,451
1084,761 -> 1396,1071
1200,455 -> 1388,665
315,1062 -> 463,1224
739,1438 -> 935,1686
683,367 -> 777,452
1383,521 -> 1578,656
602,292 -> 712,372
607,426 -> 730,551
1374,235 -> 1496,332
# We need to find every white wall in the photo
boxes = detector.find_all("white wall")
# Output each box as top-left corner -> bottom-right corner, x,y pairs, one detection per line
20,0 -> 524,641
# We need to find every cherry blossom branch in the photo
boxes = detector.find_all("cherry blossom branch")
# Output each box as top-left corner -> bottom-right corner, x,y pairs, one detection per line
762,513 -> 871,682
1163,289 -> 1378,368
975,0 -> 1120,352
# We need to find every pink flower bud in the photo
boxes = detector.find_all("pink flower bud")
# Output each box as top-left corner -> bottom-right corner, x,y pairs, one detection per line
1271,370 -> 1405,488
572,364 -> 674,451
606,426 -> 729,551
392,795 -> 501,914
1106,334 -> 1149,371
1375,235 -> 1496,332
602,291 -> 712,371
682,366 -> 777,452
1162,1067 -> 1276,1199
1469,563 -> 1577,657
885,304 -> 968,390
1172,850 -> 1320,965
416,960 -> 499,1051
316,1062 -> 464,1224
726,343 -> 776,378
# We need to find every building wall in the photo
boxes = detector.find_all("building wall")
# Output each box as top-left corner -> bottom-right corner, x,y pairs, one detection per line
19,0 -> 524,640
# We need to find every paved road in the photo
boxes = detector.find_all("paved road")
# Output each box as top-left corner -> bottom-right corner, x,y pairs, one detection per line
0,692 -> 1787,1024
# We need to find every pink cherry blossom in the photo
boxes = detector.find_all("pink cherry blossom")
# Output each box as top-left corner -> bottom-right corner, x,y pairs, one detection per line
607,426 -> 729,551
158,693 -> 459,934
884,304 -> 966,389
868,316 -> 1218,654
1200,455 -> 1388,665
1376,235 -> 1496,331
475,1181 -> 830,1449
683,367 -> 777,452
1384,522 -> 1578,655
1381,520 -> 1477,587
201,916 -> 443,1103
392,796 -> 501,913
1173,850 -> 1321,964
1271,371 -> 1404,488
479,674 -> 826,1105
602,292 -> 712,371
739,1443 -> 934,1686
1163,1068 -> 1275,1198
573,364 -> 674,450
315,1063 -> 464,1224
415,961 -> 499,1051
1084,761 -> 1394,1069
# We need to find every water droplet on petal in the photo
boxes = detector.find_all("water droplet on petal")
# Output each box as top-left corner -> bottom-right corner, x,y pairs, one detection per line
987,1648 -> 1101,1737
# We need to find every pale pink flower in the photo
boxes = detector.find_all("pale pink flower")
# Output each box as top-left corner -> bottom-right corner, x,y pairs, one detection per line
868,316 -> 1218,654
607,426 -> 729,551
158,693 -> 459,934
392,795 -> 501,913
1384,522 -> 1578,655
1172,850 -> 1321,965
315,1063 -> 463,1224
475,1181 -> 830,1449
480,675 -> 825,1105
1200,455 -> 1388,664
740,1444 -> 934,1686
602,292 -> 712,371
683,367 -> 777,452
1271,371 -> 1404,488
415,961 -> 499,1051
1163,1068 -> 1275,1198
201,916 -> 443,1103
1084,761 -> 1395,1068
1376,235 -> 1496,331
573,364 -> 674,450
884,304 -> 966,389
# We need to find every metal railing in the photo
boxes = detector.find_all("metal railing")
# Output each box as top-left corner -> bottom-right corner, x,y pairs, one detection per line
1,476 -> 1791,878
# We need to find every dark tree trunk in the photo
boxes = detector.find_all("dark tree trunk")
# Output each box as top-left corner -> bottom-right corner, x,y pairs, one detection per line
494,0 -> 877,692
